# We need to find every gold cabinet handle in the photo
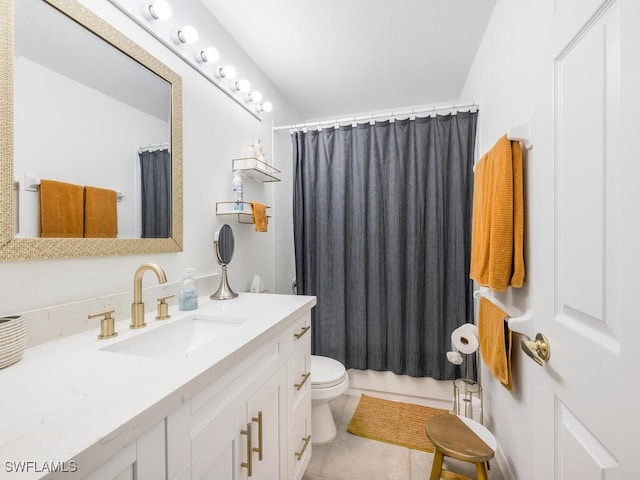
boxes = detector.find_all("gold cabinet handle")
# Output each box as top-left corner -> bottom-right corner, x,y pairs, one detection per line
252,411 -> 263,461
295,372 -> 311,391
240,422 -> 253,477
295,435 -> 311,461
293,325 -> 311,340
521,333 -> 550,366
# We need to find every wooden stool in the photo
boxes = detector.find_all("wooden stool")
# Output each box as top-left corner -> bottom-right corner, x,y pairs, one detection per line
425,414 -> 496,480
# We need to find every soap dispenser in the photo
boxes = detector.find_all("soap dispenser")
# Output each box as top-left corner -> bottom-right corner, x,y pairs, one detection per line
179,268 -> 198,311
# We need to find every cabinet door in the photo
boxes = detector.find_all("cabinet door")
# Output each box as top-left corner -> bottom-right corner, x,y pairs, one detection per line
288,392 -> 312,480
85,443 -> 136,480
136,420 -> 167,480
236,370 -> 282,479
86,419 -> 165,480
192,416 -> 235,480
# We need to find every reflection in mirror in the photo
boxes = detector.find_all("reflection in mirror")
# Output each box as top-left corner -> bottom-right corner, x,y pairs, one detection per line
15,0 -> 170,239
0,0 -> 183,260
211,224 -> 238,300
215,224 -> 235,265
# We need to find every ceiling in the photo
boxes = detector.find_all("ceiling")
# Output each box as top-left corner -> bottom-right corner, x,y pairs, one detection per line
201,0 -> 497,121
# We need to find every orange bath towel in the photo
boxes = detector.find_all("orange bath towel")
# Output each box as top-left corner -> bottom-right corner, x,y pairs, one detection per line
84,186 -> 118,238
478,297 -> 513,391
250,202 -> 268,232
470,135 -> 525,291
39,179 -> 84,238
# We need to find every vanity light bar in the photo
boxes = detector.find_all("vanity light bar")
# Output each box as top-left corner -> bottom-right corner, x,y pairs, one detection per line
107,0 -> 273,120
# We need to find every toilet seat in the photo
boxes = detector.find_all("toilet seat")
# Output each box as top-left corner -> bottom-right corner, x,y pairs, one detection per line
311,355 -> 347,389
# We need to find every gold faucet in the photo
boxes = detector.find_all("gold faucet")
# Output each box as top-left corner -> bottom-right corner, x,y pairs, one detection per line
131,263 -> 167,329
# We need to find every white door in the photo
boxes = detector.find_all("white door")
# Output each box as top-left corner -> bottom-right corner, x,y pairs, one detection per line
531,0 -> 640,477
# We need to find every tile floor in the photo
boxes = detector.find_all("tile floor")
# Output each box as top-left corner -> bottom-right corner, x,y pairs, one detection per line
302,394 -> 504,480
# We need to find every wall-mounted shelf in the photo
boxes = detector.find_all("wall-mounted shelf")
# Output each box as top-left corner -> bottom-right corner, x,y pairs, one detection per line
232,158 -> 281,182
216,201 -> 271,224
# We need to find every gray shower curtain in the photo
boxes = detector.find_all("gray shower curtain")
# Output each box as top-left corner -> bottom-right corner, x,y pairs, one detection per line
139,149 -> 171,238
293,112 -> 477,379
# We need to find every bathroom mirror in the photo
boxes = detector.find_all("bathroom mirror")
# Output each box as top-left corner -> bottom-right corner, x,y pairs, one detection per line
211,224 -> 238,300
0,0 -> 183,261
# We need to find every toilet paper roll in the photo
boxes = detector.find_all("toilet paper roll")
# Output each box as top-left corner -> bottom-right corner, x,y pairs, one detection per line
454,396 -> 482,422
451,323 -> 479,354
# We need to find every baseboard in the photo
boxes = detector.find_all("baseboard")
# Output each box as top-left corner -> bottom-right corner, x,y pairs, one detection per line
494,441 -> 516,480
345,385 -> 453,412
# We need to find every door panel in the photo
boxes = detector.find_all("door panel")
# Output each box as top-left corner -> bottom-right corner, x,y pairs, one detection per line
556,399 -> 618,479
533,0 -> 640,477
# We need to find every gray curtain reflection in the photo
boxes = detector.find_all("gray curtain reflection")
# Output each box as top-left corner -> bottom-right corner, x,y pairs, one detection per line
139,149 -> 171,238
292,113 -> 477,380
216,224 -> 235,264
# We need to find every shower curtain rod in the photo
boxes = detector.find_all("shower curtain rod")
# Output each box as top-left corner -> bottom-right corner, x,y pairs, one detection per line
273,101 -> 478,132
138,142 -> 170,153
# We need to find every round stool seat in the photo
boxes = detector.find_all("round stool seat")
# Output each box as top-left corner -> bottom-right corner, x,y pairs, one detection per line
311,355 -> 347,388
425,414 -> 495,480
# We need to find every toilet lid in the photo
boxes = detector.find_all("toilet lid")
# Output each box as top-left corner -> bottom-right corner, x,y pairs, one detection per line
311,355 -> 347,388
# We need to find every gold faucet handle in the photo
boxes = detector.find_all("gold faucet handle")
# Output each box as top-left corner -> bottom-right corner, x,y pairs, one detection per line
156,294 -> 175,321
88,310 -> 118,340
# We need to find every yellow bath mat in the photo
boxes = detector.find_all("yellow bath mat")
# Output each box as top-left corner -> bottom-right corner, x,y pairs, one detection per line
347,394 -> 448,452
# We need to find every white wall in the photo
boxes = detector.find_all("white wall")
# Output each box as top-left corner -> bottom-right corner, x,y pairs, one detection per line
459,0 -> 534,477
1,0 -> 302,315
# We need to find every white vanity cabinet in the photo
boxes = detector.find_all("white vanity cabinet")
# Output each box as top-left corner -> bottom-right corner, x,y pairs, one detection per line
163,310 -> 312,480
0,294 -> 316,480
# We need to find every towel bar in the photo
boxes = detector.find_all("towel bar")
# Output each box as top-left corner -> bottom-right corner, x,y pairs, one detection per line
21,173 -> 124,201
507,123 -> 533,150
473,289 -> 534,339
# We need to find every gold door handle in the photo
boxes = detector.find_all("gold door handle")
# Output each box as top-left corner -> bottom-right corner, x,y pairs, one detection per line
241,422 -> 253,477
293,325 -> 311,339
295,435 -> 311,461
521,333 -> 550,366
252,411 -> 263,461
295,372 -> 311,391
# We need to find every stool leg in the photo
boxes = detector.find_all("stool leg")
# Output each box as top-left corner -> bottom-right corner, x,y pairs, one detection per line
429,450 -> 444,480
475,461 -> 489,480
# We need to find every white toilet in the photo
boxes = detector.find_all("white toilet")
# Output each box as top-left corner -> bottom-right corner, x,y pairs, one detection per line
310,355 -> 350,444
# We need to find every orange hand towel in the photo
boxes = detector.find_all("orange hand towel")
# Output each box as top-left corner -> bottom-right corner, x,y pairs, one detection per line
478,297 -> 513,391
250,202 -> 268,232
470,135 -> 525,291
84,186 -> 118,238
39,179 -> 84,238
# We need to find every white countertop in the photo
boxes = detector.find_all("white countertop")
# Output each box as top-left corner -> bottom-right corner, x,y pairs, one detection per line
0,293 -> 315,479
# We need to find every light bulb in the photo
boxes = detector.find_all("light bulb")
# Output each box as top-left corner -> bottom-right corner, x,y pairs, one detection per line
197,46 -> 219,63
247,90 -> 263,103
261,101 -> 273,113
233,79 -> 251,92
147,0 -> 171,20
175,25 -> 198,44
215,65 -> 236,80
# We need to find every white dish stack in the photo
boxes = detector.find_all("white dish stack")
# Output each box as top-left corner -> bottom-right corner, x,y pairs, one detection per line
0,316 -> 27,369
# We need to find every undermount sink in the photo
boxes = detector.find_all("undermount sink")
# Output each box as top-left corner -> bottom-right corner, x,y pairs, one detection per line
100,314 -> 248,360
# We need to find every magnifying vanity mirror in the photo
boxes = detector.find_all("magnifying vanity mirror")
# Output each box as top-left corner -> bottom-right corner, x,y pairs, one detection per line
211,224 -> 238,300
0,0 -> 183,261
